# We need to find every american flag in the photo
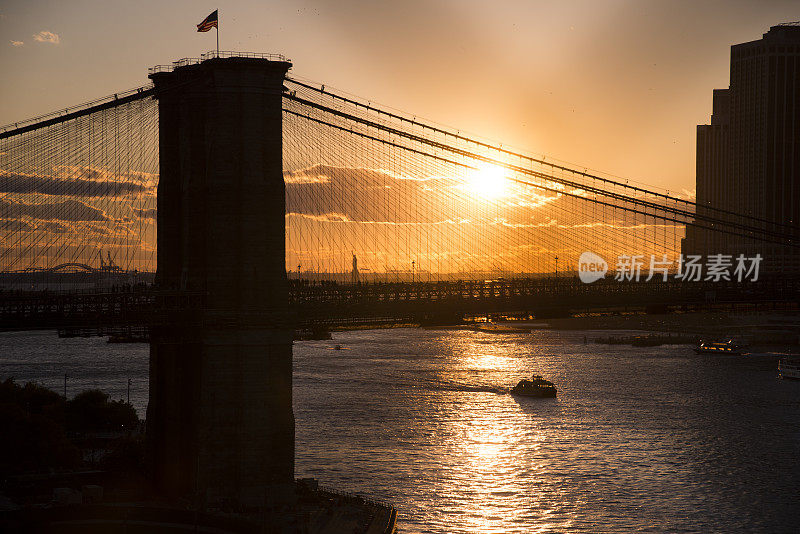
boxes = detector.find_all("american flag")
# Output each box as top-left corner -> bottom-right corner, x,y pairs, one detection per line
197,10 -> 218,32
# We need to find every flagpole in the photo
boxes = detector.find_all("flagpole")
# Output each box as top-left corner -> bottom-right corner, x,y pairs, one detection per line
216,11 -> 219,57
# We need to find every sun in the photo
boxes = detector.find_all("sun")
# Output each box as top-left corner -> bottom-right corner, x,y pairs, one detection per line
465,164 -> 509,200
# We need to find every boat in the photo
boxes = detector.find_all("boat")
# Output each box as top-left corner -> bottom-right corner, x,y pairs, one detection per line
510,375 -> 557,398
693,339 -> 745,355
778,357 -> 800,380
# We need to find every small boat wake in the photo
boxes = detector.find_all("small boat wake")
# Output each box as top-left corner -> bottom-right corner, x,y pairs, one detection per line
388,375 -> 560,396
410,377 -> 509,394
448,384 -> 510,394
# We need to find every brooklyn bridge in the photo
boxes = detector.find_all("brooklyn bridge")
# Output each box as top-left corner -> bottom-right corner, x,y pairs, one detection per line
1,52 -> 798,507
1,52 -> 797,335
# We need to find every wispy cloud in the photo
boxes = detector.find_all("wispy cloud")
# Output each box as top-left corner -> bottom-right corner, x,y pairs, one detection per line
286,212 -> 351,223
32,31 -> 59,45
0,199 -> 110,222
0,219 -> 35,232
10,40 -> 23,47
286,211 -> 470,227
133,208 -> 157,220
37,221 -> 71,234
0,168 -> 153,198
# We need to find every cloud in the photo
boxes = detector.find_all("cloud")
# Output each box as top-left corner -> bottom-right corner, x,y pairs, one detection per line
285,163 -> 456,224
133,208 -> 157,219
83,223 -> 113,236
287,212 -> 469,228
126,170 -> 159,185
0,168 -> 153,198
0,199 -> 110,221
493,216 -> 681,231
32,31 -> 59,44
286,212 -> 351,223
284,168 -> 331,184
284,164 -> 394,185
37,221 -> 71,234
0,219 -> 35,232
283,163 -> 569,227
10,40 -> 23,47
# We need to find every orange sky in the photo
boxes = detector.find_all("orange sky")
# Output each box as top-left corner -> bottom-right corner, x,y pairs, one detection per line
1,0 -> 798,196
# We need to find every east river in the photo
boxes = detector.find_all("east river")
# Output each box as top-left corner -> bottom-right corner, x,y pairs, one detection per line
1,327 -> 799,533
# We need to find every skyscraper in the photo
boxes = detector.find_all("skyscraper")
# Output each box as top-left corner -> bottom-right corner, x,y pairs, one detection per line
683,23 -> 800,272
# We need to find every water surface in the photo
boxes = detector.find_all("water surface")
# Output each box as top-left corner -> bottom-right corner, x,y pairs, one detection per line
2,328 -> 798,533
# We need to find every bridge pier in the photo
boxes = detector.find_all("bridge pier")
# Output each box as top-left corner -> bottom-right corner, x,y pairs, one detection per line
147,56 -> 294,506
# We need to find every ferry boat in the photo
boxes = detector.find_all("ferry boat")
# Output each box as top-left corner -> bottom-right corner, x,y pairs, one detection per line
510,375 -> 557,398
778,357 -> 800,380
693,339 -> 745,355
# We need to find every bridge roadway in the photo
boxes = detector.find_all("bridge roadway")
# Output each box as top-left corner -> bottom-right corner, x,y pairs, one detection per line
0,277 -> 797,333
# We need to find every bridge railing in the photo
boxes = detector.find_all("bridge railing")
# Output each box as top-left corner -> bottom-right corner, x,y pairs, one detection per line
1,278 -> 798,330
148,51 -> 290,75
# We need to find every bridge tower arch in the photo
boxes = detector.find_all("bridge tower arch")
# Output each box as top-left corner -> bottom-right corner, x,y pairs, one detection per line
147,55 -> 294,506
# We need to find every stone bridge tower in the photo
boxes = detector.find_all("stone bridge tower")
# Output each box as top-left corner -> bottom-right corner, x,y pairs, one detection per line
147,55 -> 294,506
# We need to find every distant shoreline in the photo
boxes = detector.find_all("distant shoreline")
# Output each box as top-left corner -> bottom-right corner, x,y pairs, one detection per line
411,310 -> 800,350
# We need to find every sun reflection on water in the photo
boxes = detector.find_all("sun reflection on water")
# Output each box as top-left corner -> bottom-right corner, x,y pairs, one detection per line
292,327 -> 796,533
422,331 -> 567,533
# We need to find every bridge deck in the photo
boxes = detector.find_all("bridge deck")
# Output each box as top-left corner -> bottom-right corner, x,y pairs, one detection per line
1,278 -> 796,332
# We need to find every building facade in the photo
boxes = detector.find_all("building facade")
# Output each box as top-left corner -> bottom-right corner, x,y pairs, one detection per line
683,24 -> 800,272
